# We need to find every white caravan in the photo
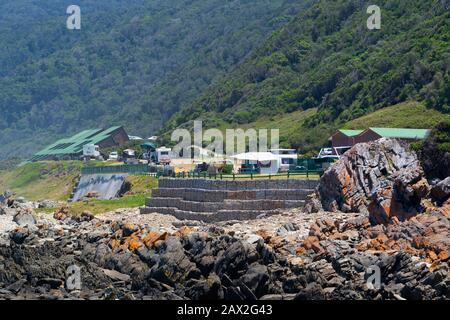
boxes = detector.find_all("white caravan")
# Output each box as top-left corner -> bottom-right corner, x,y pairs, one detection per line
270,149 -> 298,172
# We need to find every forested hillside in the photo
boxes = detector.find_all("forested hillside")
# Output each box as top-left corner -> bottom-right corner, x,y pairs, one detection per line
0,0 -> 311,159
164,0 -> 450,152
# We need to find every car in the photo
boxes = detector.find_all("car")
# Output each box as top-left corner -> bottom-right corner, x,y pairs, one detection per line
108,151 -> 119,161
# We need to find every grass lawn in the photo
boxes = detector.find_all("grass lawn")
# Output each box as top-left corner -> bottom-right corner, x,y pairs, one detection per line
1,161 -> 158,215
68,194 -> 146,215
0,161 -> 85,201
36,194 -> 147,215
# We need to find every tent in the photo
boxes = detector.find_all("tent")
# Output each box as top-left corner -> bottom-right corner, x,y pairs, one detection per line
231,152 -> 279,174
230,152 -> 278,161
140,142 -> 157,150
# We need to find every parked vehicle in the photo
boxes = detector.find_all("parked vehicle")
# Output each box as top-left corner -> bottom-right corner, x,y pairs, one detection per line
82,144 -> 102,160
122,149 -> 136,159
108,151 -> 119,161
316,147 -> 351,160
128,135 -> 144,141
155,147 -> 172,164
270,149 -> 298,172
194,162 -> 209,173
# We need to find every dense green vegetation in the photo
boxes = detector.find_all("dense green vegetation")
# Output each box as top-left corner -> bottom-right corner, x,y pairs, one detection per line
0,0 -> 311,159
164,0 -> 450,152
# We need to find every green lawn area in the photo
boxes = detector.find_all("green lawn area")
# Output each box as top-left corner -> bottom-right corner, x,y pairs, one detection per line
36,194 -> 147,215
1,160 -> 157,215
0,161 -> 85,201
68,194 -> 146,215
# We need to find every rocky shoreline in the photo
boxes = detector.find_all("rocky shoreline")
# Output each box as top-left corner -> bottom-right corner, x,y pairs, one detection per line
0,201 -> 447,300
0,138 -> 448,300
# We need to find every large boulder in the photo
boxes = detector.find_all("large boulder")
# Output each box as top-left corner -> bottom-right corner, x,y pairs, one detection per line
0,190 -> 13,203
314,138 -> 430,224
13,209 -> 37,226
0,206 -> 16,216
430,177 -> 450,204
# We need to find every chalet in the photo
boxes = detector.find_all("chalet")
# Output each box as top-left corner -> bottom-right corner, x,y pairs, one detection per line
330,128 -> 430,149
30,126 -> 129,161
330,129 -> 364,148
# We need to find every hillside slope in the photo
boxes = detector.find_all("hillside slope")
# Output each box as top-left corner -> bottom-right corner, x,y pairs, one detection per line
164,0 -> 450,152
0,0 -> 311,159
0,161 -> 157,209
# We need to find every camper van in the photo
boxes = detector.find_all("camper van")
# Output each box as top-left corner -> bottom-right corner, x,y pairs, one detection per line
155,147 -> 172,164
270,149 -> 298,172
82,144 -> 101,160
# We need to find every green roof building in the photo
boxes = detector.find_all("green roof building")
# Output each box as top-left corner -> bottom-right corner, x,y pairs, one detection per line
331,127 -> 430,148
30,126 -> 129,161
366,128 -> 430,140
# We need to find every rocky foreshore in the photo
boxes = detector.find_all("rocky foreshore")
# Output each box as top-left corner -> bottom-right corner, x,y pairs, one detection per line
0,199 -> 447,300
0,138 -> 448,300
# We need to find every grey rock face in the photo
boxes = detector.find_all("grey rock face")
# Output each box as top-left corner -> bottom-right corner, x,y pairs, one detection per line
430,177 -> 450,204
0,206 -> 447,300
13,210 -> 37,226
0,191 -> 13,204
310,138 -> 431,223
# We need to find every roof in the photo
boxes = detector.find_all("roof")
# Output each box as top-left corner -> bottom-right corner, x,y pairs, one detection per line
140,142 -> 156,150
368,128 -> 430,139
231,152 -> 279,161
338,129 -> 364,137
31,126 -> 124,161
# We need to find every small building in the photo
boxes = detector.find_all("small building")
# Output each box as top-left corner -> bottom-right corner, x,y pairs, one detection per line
30,126 -> 129,161
331,128 -> 430,149
356,128 -> 431,144
330,129 -> 364,148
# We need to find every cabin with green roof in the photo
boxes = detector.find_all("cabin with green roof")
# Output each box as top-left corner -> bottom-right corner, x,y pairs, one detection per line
30,126 -> 129,161
331,129 -> 364,148
331,128 -> 430,148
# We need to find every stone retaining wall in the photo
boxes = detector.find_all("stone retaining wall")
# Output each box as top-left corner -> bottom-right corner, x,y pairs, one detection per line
141,178 -> 319,222
158,179 -> 318,190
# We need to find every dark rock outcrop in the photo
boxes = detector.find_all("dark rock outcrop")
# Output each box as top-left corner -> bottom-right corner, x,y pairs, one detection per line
0,212 -> 447,300
430,177 -> 450,204
309,138 -> 432,224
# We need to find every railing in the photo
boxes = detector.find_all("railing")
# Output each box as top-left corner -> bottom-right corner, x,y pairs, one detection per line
239,167 -> 260,174
158,170 -> 321,180
81,164 -> 155,175
81,158 -> 330,178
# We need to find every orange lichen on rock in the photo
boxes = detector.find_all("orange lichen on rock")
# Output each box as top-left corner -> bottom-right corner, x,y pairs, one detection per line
109,239 -> 121,250
174,226 -> 192,237
142,231 -> 167,248
123,233 -> 143,251
255,230 -> 273,243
